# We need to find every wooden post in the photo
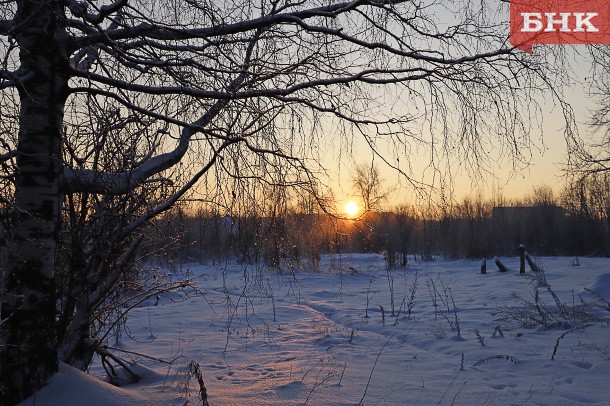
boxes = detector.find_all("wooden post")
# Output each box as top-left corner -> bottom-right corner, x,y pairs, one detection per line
525,252 -> 542,272
519,244 -> 525,274
494,256 -> 509,272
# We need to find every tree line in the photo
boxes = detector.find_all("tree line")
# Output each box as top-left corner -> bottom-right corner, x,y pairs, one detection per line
154,179 -> 610,268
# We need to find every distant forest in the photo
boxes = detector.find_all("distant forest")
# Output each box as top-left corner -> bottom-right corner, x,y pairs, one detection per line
153,176 -> 610,267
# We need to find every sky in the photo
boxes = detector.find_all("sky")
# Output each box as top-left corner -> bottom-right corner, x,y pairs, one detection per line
329,48 -> 598,209
176,3 -> 604,215
307,1 -> 606,210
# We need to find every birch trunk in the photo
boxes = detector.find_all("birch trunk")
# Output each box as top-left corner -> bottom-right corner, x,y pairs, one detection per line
0,1 -> 68,403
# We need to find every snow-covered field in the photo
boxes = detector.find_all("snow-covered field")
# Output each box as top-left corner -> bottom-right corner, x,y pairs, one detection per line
22,254 -> 610,405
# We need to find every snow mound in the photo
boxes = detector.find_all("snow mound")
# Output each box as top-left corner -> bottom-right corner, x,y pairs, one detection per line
19,363 -> 149,406
588,272 -> 610,300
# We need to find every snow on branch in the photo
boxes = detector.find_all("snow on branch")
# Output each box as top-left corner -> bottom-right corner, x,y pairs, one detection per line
67,0 -> 128,25
75,1 -> 404,47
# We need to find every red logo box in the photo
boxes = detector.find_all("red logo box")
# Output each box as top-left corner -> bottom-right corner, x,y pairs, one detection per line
510,0 -> 610,53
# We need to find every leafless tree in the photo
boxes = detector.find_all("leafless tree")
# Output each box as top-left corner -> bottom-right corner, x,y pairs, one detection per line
568,46 -> 610,177
0,0 -> 560,402
561,46 -> 610,253
524,184 -> 556,207
352,163 -> 388,213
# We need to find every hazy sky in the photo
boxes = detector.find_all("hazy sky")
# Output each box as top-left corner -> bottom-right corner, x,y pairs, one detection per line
308,2 -> 604,209
330,49 -> 596,208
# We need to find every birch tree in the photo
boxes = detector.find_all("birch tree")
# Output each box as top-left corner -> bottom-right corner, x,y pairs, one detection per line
0,0 -> 553,402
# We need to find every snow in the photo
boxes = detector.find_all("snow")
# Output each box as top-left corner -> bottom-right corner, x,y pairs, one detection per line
20,254 -> 610,405
18,363 -> 151,405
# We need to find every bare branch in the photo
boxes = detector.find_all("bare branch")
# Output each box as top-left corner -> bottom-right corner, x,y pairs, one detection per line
120,141 -> 228,237
0,150 -> 15,163
68,0 -> 128,25
74,1 -> 409,47
64,26 -> 264,194
70,65 -> 438,98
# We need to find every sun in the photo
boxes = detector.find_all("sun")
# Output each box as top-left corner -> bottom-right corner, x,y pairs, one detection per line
344,201 -> 360,218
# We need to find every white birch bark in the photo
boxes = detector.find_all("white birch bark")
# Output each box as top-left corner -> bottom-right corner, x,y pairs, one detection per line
0,1 -> 68,402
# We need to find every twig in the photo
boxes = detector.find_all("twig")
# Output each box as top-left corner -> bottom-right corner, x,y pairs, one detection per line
104,345 -> 183,364
188,360 -> 210,406
359,336 -> 392,405
96,346 -> 140,385
473,354 -> 518,366
551,325 -> 589,360
339,363 -> 347,386
439,370 -> 460,403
